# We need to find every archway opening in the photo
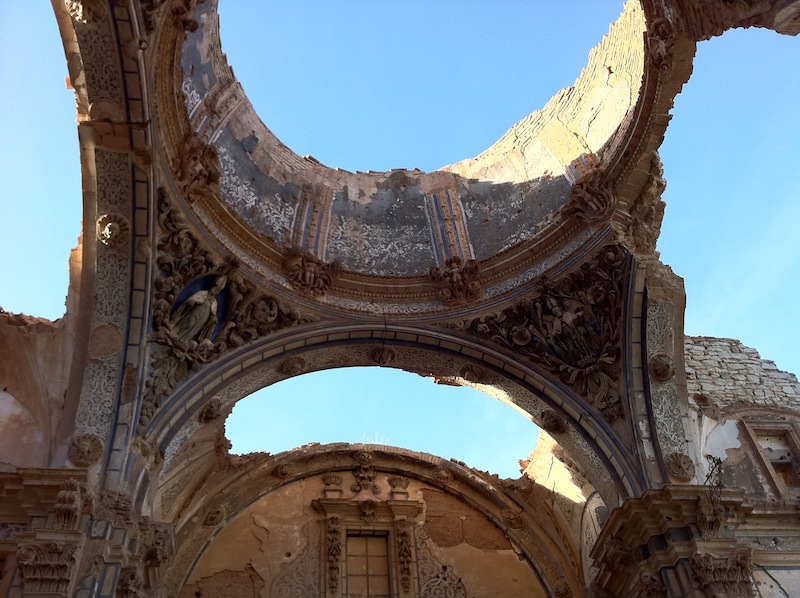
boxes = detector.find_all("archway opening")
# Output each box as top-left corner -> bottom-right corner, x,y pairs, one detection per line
217,0 -> 627,172
225,366 -> 539,478
0,3 -> 82,320
658,27 -> 800,376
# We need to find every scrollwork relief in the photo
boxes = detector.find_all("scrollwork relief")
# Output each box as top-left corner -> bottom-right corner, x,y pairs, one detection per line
417,530 -> 467,598
429,255 -> 483,306
465,245 -> 627,422
397,523 -> 413,593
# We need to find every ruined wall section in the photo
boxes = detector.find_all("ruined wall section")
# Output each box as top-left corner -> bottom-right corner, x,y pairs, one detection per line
684,336 -> 800,411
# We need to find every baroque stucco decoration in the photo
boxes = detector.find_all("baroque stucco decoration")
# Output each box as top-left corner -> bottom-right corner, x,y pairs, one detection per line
3,0 -> 800,597
464,245 -> 627,423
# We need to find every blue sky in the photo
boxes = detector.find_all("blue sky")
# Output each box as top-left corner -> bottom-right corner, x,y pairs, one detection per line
1,2 -> 798,477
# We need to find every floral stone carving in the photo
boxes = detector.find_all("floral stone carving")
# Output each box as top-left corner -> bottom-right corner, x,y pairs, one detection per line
141,191 -> 312,432
68,434 -> 103,466
96,212 -> 130,247
465,245 -> 627,422
666,452 -> 695,482
17,540 -> 79,595
429,255 -> 483,306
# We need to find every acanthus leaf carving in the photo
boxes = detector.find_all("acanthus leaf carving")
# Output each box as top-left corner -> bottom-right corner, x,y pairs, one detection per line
689,548 -> 756,597
141,191 -> 314,432
16,540 -> 78,595
282,247 -> 341,297
429,255 -> 483,306
465,245 -> 627,422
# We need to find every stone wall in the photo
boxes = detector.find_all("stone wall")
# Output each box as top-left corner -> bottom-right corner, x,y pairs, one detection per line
685,336 -> 800,411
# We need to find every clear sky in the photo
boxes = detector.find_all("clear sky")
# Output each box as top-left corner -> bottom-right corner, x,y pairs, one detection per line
1,2 -> 798,478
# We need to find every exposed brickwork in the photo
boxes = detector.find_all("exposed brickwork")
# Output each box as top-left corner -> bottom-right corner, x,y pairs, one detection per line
685,336 -> 800,410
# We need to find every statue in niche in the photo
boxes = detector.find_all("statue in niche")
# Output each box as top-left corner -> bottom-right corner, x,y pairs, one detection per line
167,276 -> 227,350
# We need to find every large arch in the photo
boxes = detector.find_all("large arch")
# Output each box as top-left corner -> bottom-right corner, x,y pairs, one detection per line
2,1 -> 800,597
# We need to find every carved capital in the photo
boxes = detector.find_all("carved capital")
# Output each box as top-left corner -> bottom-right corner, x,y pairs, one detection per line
689,547 -> 756,597
16,540 -> 79,595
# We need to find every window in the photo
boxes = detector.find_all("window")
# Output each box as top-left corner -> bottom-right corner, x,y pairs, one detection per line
345,533 -> 391,598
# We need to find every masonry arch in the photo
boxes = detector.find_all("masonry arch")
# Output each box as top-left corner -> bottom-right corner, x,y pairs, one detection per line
154,444 -> 585,597
139,323 -> 643,516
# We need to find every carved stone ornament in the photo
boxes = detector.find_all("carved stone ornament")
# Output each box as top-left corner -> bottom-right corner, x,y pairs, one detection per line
173,0 -> 204,32
96,212 -> 130,247
141,0 -> 168,33
564,168 -> 615,223
429,255 -> 483,306
198,398 -> 222,423
117,567 -> 144,598
666,452 -> 696,482
359,498 -> 378,521
351,461 -> 381,495
282,247 -> 341,297
459,363 -> 489,384
369,345 -> 397,365
626,153 -> 666,254
54,479 -> 83,530
553,579 -> 572,598
141,191 -> 312,432
65,0 -> 107,24
649,353 -> 675,383
171,133 -> 221,202
647,17 -> 675,73
326,516 -> 342,594
16,540 -> 78,595
689,548 -> 756,597
540,410 -> 568,434
697,493 -> 726,540
465,245 -> 627,422
396,523 -> 413,593
202,505 -> 224,527
637,571 -> 668,598
277,355 -> 306,377
68,434 -> 103,466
